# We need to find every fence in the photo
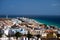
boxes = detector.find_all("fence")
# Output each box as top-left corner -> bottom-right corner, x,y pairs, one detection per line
0,37 -> 58,40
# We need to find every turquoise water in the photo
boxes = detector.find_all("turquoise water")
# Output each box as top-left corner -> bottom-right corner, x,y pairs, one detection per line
34,19 -> 60,28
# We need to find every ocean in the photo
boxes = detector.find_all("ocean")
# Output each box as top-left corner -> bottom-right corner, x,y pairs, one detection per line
33,16 -> 60,28
0,15 -> 60,28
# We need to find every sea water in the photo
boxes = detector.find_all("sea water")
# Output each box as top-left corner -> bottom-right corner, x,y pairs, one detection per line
34,16 -> 60,28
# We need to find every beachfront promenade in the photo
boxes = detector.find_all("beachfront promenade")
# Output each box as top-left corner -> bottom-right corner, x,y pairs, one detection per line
0,37 -> 40,40
0,37 -> 58,40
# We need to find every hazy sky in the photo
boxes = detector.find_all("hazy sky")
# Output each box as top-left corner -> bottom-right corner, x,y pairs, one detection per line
0,0 -> 60,15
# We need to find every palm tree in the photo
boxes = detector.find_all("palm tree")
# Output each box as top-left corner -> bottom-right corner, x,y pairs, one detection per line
14,32 -> 22,40
56,34 -> 60,40
0,29 -> 4,38
36,34 -> 41,40
26,31 -> 33,40
6,29 -> 15,40
0,32 -> 3,38
6,34 -> 11,40
22,34 -> 27,40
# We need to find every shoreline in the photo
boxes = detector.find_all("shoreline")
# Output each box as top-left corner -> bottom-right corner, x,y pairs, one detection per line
34,18 -> 60,28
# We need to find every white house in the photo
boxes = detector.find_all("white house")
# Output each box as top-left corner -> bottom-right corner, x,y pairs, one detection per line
4,28 -> 15,36
16,28 -> 28,34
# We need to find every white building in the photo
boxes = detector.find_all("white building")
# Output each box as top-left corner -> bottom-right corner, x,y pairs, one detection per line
4,28 -> 15,36
41,33 -> 47,38
11,18 -> 22,25
16,28 -> 28,34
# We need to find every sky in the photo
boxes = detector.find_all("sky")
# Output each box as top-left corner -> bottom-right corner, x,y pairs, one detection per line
0,0 -> 60,16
